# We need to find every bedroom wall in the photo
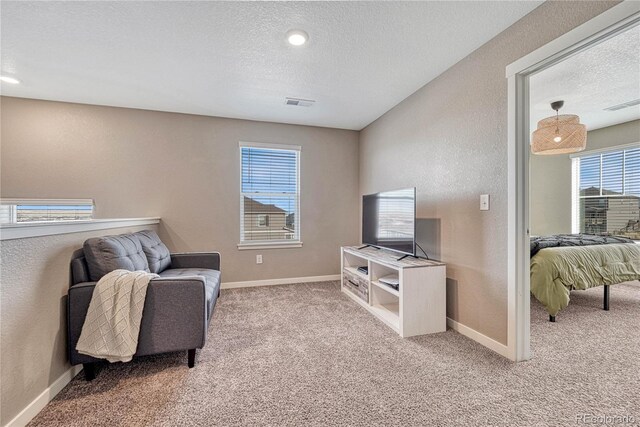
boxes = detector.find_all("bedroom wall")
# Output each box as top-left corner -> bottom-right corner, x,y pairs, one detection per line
358,1 -> 618,345
0,96 -> 360,283
530,119 -> 640,236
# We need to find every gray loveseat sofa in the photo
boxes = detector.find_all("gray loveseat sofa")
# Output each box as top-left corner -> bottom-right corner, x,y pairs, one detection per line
67,230 -> 220,380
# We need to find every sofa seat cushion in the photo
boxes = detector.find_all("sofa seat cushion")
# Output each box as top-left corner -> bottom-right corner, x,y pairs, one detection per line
84,234 -> 150,281
159,268 -> 221,318
135,230 -> 171,273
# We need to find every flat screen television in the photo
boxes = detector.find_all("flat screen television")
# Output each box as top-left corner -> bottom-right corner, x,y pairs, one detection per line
362,187 -> 416,256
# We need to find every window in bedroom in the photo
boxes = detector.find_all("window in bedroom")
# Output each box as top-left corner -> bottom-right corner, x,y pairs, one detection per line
239,142 -> 301,248
0,199 -> 94,224
571,145 -> 640,239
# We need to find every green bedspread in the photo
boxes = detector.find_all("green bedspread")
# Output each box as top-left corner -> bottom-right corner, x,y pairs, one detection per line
530,243 -> 640,316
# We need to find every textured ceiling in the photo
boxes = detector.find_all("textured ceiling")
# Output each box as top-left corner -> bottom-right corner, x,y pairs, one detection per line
0,1 -> 542,130
530,24 -> 640,132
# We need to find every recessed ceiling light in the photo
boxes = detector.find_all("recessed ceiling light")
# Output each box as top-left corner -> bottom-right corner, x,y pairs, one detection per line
286,29 -> 308,46
0,75 -> 20,84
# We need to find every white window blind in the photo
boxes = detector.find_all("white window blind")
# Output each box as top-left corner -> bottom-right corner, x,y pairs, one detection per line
239,143 -> 300,244
571,145 -> 640,239
0,199 -> 94,224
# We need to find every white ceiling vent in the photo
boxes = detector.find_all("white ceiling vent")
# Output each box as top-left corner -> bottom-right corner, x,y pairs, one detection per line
603,98 -> 640,111
285,97 -> 315,107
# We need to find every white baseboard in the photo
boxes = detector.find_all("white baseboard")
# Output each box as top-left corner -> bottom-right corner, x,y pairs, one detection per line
446,317 -> 510,359
222,274 -> 340,289
5,364 -> 82,427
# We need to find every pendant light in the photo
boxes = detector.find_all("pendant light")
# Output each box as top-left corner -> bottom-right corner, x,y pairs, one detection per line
531,100 -> 587,155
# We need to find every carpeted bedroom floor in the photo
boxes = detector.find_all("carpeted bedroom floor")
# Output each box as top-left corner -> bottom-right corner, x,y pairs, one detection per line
29,280 -> 640,426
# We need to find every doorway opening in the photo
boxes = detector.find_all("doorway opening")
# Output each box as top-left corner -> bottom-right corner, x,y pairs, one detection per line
506,3 -> 640,361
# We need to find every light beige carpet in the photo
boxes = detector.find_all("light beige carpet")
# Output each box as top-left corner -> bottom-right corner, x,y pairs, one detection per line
29,281 -> 640,426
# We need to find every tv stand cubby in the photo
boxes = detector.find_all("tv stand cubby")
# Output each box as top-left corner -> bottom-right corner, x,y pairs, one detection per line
341,246 -> 446,337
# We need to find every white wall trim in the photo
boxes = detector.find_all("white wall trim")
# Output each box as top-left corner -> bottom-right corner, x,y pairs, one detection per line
0,198 -> 94,206
447,318 -> 510,359
0,217 -> 161,241
505,1 -> 640,362
237,241 -> 303,250
239,141 -> 302,151
4,365 -> 82,427
222,274 -> 340,289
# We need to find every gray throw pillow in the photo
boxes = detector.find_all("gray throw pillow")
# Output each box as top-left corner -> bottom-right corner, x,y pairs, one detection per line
83,233 -> 150,281
135,230 -> 172,274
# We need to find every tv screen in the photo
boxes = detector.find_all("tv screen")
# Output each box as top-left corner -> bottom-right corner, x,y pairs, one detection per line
362,187 -> 416,256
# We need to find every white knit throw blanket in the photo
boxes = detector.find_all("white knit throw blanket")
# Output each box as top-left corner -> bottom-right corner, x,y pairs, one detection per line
76,269 -> 158,363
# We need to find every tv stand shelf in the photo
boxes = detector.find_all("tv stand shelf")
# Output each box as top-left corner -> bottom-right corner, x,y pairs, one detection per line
341,246 -> 446,337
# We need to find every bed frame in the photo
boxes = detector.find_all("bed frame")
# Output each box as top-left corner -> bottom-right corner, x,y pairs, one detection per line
549,284 -> 609,322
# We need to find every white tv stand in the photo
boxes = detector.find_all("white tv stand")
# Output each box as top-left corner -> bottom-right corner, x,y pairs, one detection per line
341,246 -> 446,337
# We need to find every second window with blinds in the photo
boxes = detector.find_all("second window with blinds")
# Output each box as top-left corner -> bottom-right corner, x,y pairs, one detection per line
571,144 -> 640,240
239,142 -> 302,249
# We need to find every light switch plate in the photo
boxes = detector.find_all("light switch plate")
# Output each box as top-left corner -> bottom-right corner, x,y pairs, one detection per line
480,194 -> 490,211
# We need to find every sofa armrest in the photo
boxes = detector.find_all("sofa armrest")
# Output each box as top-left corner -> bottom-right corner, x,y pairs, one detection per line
67,277 -> 208,365
136,277 -> 208,356
67,281 -> 97,365
170,252 -> 220,271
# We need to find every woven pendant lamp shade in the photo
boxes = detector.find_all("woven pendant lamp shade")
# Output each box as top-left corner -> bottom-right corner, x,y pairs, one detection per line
531,114 -> 587,155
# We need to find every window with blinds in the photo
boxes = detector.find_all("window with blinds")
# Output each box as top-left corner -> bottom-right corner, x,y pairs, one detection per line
0,199 -> 94,224
239,142 -> 300,244
572,145 -> 640,239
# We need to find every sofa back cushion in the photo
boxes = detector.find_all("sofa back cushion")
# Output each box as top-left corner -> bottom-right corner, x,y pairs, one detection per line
83,233 -> 150,281
135,230 -> 171,273
71,256 -> 90,285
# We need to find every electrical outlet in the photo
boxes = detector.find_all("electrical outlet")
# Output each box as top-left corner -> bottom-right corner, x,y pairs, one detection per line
480,194 -> 490,211
256,254 -> 263,264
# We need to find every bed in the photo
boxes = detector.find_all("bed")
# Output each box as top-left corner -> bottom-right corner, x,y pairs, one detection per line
530,234 -> 640,321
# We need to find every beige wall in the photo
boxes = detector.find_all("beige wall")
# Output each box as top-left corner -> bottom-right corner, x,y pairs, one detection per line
0,97 -> 360,283
530,119 -> 640,236
358,1 -> 617,345
0,224 -> 157,426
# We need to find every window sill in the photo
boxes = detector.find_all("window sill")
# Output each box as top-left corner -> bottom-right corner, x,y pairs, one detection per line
0,217 -> 161,241
237,241 -> 303,250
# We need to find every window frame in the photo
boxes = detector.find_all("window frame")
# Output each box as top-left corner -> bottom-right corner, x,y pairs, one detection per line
571,142 -> 640,236
0,198 -> 95,224
237,141 -> 302,250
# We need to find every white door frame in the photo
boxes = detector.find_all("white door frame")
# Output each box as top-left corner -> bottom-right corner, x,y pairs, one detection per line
505,1 -> 640,362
